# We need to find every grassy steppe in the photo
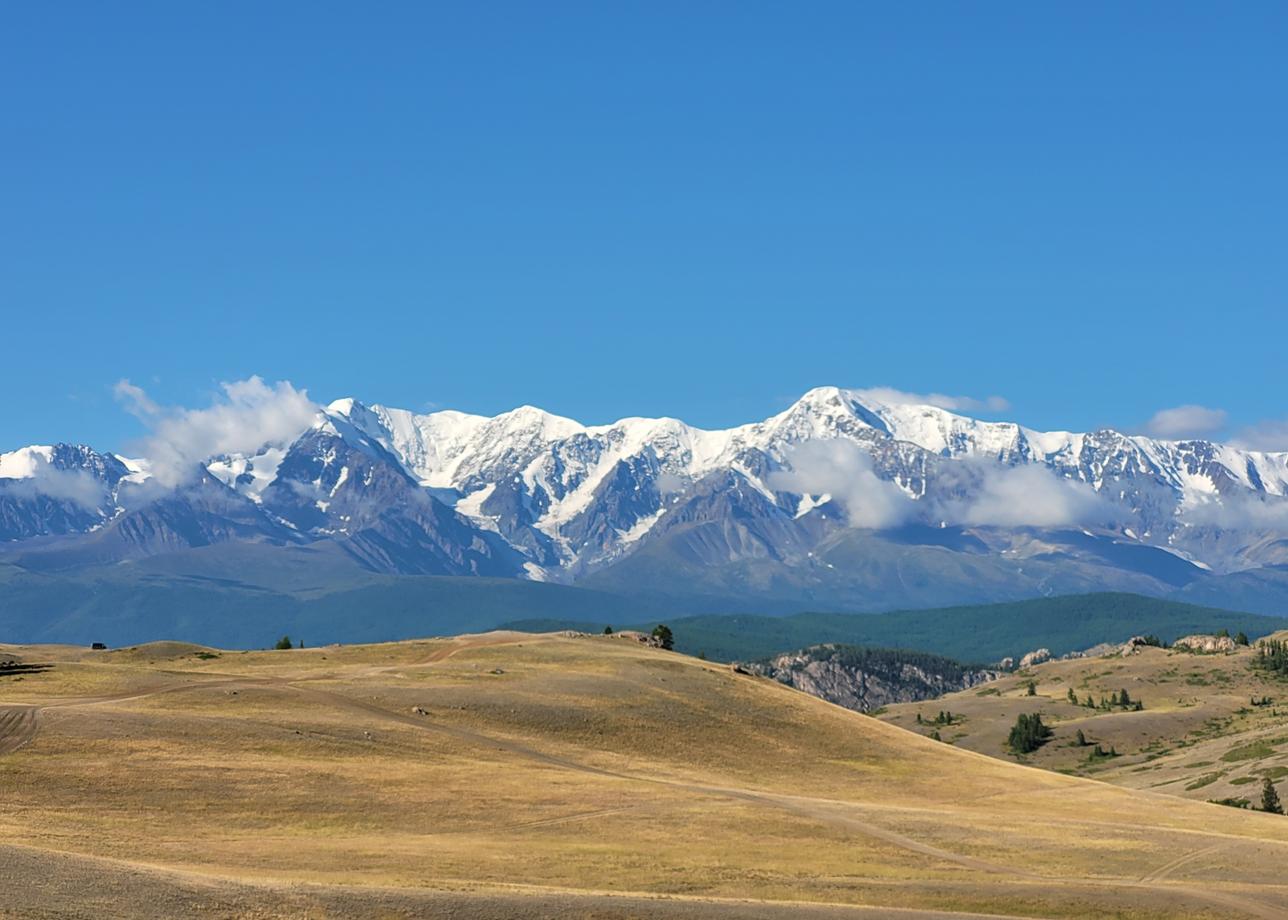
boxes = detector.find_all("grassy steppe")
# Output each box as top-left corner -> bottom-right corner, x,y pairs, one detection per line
880,635 -> 1288,809
0,633 -> 1285,918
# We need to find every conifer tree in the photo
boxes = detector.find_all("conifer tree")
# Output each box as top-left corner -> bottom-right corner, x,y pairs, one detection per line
1262,779 -> 1284,815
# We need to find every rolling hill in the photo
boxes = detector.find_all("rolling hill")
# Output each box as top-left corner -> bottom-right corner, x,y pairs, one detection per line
878,631 -> 1288,811
0,631 -> 1286,917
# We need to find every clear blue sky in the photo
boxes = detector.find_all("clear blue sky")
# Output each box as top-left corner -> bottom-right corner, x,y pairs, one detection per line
3,2 -> 1285,450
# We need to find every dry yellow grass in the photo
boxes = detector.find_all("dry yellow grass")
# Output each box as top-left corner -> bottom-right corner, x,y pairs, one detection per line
1,632 -> 1286,918
879,634 -> 1288,808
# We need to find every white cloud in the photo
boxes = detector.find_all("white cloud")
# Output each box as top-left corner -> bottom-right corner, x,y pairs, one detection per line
1180,493 -> 1288,531
937,461 -> 1114,529
1231,418 -> 1288,453
1141,404 -> 1228,440
113,379 -> 161,418
115,377 -> 319,488
856,387 -> 1010,413
0,465 -> 108,509
768,439 -> 913,529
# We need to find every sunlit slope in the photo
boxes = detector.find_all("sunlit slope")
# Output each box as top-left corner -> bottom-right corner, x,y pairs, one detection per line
880,636 -> 1288,807
0,633 -> 1285,918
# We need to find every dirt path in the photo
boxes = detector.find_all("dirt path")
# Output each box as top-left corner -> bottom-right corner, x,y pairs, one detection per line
0,841 -> 1044,920
284,680 -> 1286,917
0,707 -> 37,755
0,675 -> 271,755
1139,843 -> 1227,883
2,647 -> 1284,918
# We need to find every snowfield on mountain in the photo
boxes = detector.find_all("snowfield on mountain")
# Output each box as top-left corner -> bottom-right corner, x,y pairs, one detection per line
2,387 -> 1288,614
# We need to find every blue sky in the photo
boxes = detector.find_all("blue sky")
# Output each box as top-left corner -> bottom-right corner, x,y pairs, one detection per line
2,3 -> 1285,451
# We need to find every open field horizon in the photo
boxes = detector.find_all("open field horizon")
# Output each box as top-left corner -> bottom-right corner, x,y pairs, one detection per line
1,631 -> 1287,918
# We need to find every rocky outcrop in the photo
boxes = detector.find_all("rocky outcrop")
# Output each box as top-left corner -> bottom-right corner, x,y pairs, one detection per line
1017,648 -> 1051,669
607,630 -> 666,648
1119,636 -> 1157,656
742,644 -> 999,713
1172,634 -> 1236,654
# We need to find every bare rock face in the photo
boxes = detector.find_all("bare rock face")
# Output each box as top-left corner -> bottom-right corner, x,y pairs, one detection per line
1119,636 -> 1154,656
610,630 -> 664,648
741,644 -> 999,714
1172,634 -> 1236,654
1017,648 -> 1051,669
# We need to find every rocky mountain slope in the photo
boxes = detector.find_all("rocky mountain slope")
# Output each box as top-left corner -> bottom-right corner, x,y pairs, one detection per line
742,644 -> 998,712
3,386 -> 1288,613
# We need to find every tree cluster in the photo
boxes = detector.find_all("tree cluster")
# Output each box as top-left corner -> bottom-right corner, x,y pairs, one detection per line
1006,712 -> 1053,754
1085,743 -> 1118,761
1066,687 -> 1142,711
1255,639 -> 1288,677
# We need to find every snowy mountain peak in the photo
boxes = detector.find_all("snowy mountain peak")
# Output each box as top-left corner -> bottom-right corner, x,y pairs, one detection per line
0,445 -> 55,479
4,387 -> 1288,594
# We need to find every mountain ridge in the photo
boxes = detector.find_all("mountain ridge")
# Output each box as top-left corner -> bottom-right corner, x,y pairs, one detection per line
3,386 -> 1287,618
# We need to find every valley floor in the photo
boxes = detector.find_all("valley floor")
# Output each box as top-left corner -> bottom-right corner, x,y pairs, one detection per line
1,633 -> 1286,918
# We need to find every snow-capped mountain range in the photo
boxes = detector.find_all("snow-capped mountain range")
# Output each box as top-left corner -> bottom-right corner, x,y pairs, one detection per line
3,387 -> 1288,614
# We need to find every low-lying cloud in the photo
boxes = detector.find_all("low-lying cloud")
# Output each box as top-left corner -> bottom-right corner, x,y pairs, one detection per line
768,440 -> 914,529
1141,404 -> 1228,440
1180,493 -> 1288,531
937,461 -> 1116,529
771,441 -> 1116,532
115,376 -> 319,488
0,464 -> 109,510
1231,418 -> 1288,453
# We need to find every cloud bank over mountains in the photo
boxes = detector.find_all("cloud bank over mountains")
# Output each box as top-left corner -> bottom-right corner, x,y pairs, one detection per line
771,443 -> 1114,531
114,377 -> 319,488
769,440 -> 914,530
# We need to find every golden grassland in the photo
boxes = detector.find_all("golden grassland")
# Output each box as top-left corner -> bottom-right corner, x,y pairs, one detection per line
879,633 -> 1288,809
1,631 -> 1287,918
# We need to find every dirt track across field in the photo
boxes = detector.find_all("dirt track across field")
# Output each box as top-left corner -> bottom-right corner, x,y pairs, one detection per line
3,633 -> 1288,918
0,707 -> 36,755
0,843 -> 1039,920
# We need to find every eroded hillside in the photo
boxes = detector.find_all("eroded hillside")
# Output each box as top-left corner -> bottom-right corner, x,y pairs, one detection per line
879,633 -> 1288,809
